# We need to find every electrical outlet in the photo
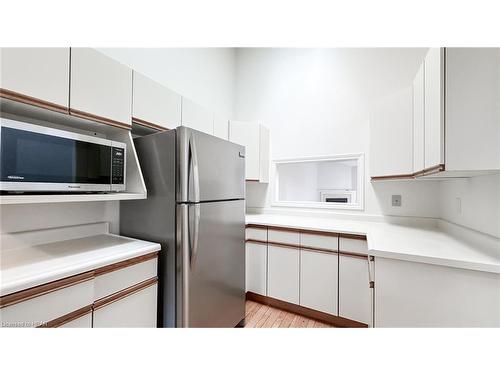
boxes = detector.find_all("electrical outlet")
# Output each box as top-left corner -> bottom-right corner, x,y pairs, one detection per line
456,197 -> 462,214
392,195 -> 402,207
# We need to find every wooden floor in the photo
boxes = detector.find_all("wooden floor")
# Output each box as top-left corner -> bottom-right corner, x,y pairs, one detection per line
243,300 -> 334,328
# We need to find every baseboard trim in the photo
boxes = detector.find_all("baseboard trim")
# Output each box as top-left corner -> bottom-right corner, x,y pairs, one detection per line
246,292 -> 368,328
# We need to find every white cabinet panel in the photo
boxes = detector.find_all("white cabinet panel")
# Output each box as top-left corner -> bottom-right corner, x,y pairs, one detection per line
267,245 -> 299,304
424,48 -> 445,168
93,283 -> 157,328
300,250 -> 338,314
300,232 -> 338,251
245,227 -> 267,242
339,255 -> 372,325
94,258 -> 158,300
0,279 -> 94,328
59,312 -> 92,328
413,64 -> 425,173
445,48 -> 500,171
0,47 -> 70,108
370,87 -> 413,176
375,258 -> 500,327
268,229 -> 300,246
213,115 -> 229,140
70,48 -> 132,125
245,241 -> 267,295
229,121 -> 270,182
181,97 -> 213,134
132,71 -> 181,129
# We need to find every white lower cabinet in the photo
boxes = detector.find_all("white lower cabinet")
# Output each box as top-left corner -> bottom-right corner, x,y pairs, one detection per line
299,250 -> 338,314
0,278 -> 94,328
93,283 -> 158,328
339,255 -> 372,326
245,241 -> 267,295
267,245 -> 300,304
375,258 -> 500,327
60,312 -> 92,328
0,254 -> 159,329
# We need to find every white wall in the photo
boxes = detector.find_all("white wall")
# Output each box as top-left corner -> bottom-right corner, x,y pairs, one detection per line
439,175 -> 500,238
0,201 -> 120,235
98,48 -> 236,118
236,48 -> 441,218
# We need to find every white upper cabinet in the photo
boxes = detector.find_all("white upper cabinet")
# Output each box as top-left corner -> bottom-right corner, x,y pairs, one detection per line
412,64 -> 425,173
132,71 -> 181,129
70,48 -> 132,126
445,48 -> 500,171
424,48 -> 445,169
229,121 -> 270,182
213,114 -> 229,140
181,97 -> 214,135
0,48 -> 70,110
370,87 -> 413,177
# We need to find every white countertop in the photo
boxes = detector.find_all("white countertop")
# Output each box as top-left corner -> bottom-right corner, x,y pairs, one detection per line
1,231 -> 161,296
246,213 -> 500,274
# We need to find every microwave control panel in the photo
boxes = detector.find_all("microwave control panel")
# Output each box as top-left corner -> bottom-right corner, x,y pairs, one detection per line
111,147 -> 125,185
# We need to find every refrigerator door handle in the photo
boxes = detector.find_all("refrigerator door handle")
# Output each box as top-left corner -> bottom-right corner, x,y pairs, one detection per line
189,134 -> 201,203
190,203 -> 201,269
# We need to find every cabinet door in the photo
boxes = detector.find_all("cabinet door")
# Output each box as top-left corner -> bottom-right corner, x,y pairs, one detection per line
181,97 -> 213,134
0,48 -> 70,109
267,245 -> 299,304
132,71 -> 181,129
93,283 -> 157,328
70,48 -> 132,126
213,115 -> 229,140
445,48 -> 500,171
369,87 -> 413,177
229,121 -> 260,180
424,48 -> 445,168
375,258 -> 500,327
339,254 -> 372,325
245,241 -> 267,295
413,63 -> 425,173
300,250 -> 338,314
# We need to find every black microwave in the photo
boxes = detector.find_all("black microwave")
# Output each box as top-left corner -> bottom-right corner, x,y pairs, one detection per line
0,118 -> 126,193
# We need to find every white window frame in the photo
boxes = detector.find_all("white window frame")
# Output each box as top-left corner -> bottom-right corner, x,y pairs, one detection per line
272,153 -> 365,211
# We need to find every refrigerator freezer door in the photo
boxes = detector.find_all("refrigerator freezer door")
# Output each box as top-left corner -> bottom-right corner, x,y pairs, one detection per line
177,199 -> 246,328
177,127 -> 245,203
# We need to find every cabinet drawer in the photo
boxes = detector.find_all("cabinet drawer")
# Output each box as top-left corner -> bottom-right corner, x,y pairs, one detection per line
268,229 -> 300,246
246,227 -> 267,242
300,232 -> 338,251
339,236 -> 368,255
93,282 -> 157,328
59,312 -> 92,328
94,255 -> 158,300
0,274 -> 94,328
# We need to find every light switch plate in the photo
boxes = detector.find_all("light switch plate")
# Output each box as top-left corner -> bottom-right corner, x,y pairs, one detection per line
392,195 -> 402,207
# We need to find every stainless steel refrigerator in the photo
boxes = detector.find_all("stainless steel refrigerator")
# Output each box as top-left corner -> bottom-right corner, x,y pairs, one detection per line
120,127 -> 246,328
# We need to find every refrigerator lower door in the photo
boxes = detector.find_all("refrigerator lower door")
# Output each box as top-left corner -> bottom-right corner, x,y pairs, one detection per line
177,199 -> 245,327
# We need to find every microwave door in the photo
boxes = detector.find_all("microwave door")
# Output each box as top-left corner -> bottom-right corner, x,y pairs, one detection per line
0,118 -> 125,192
